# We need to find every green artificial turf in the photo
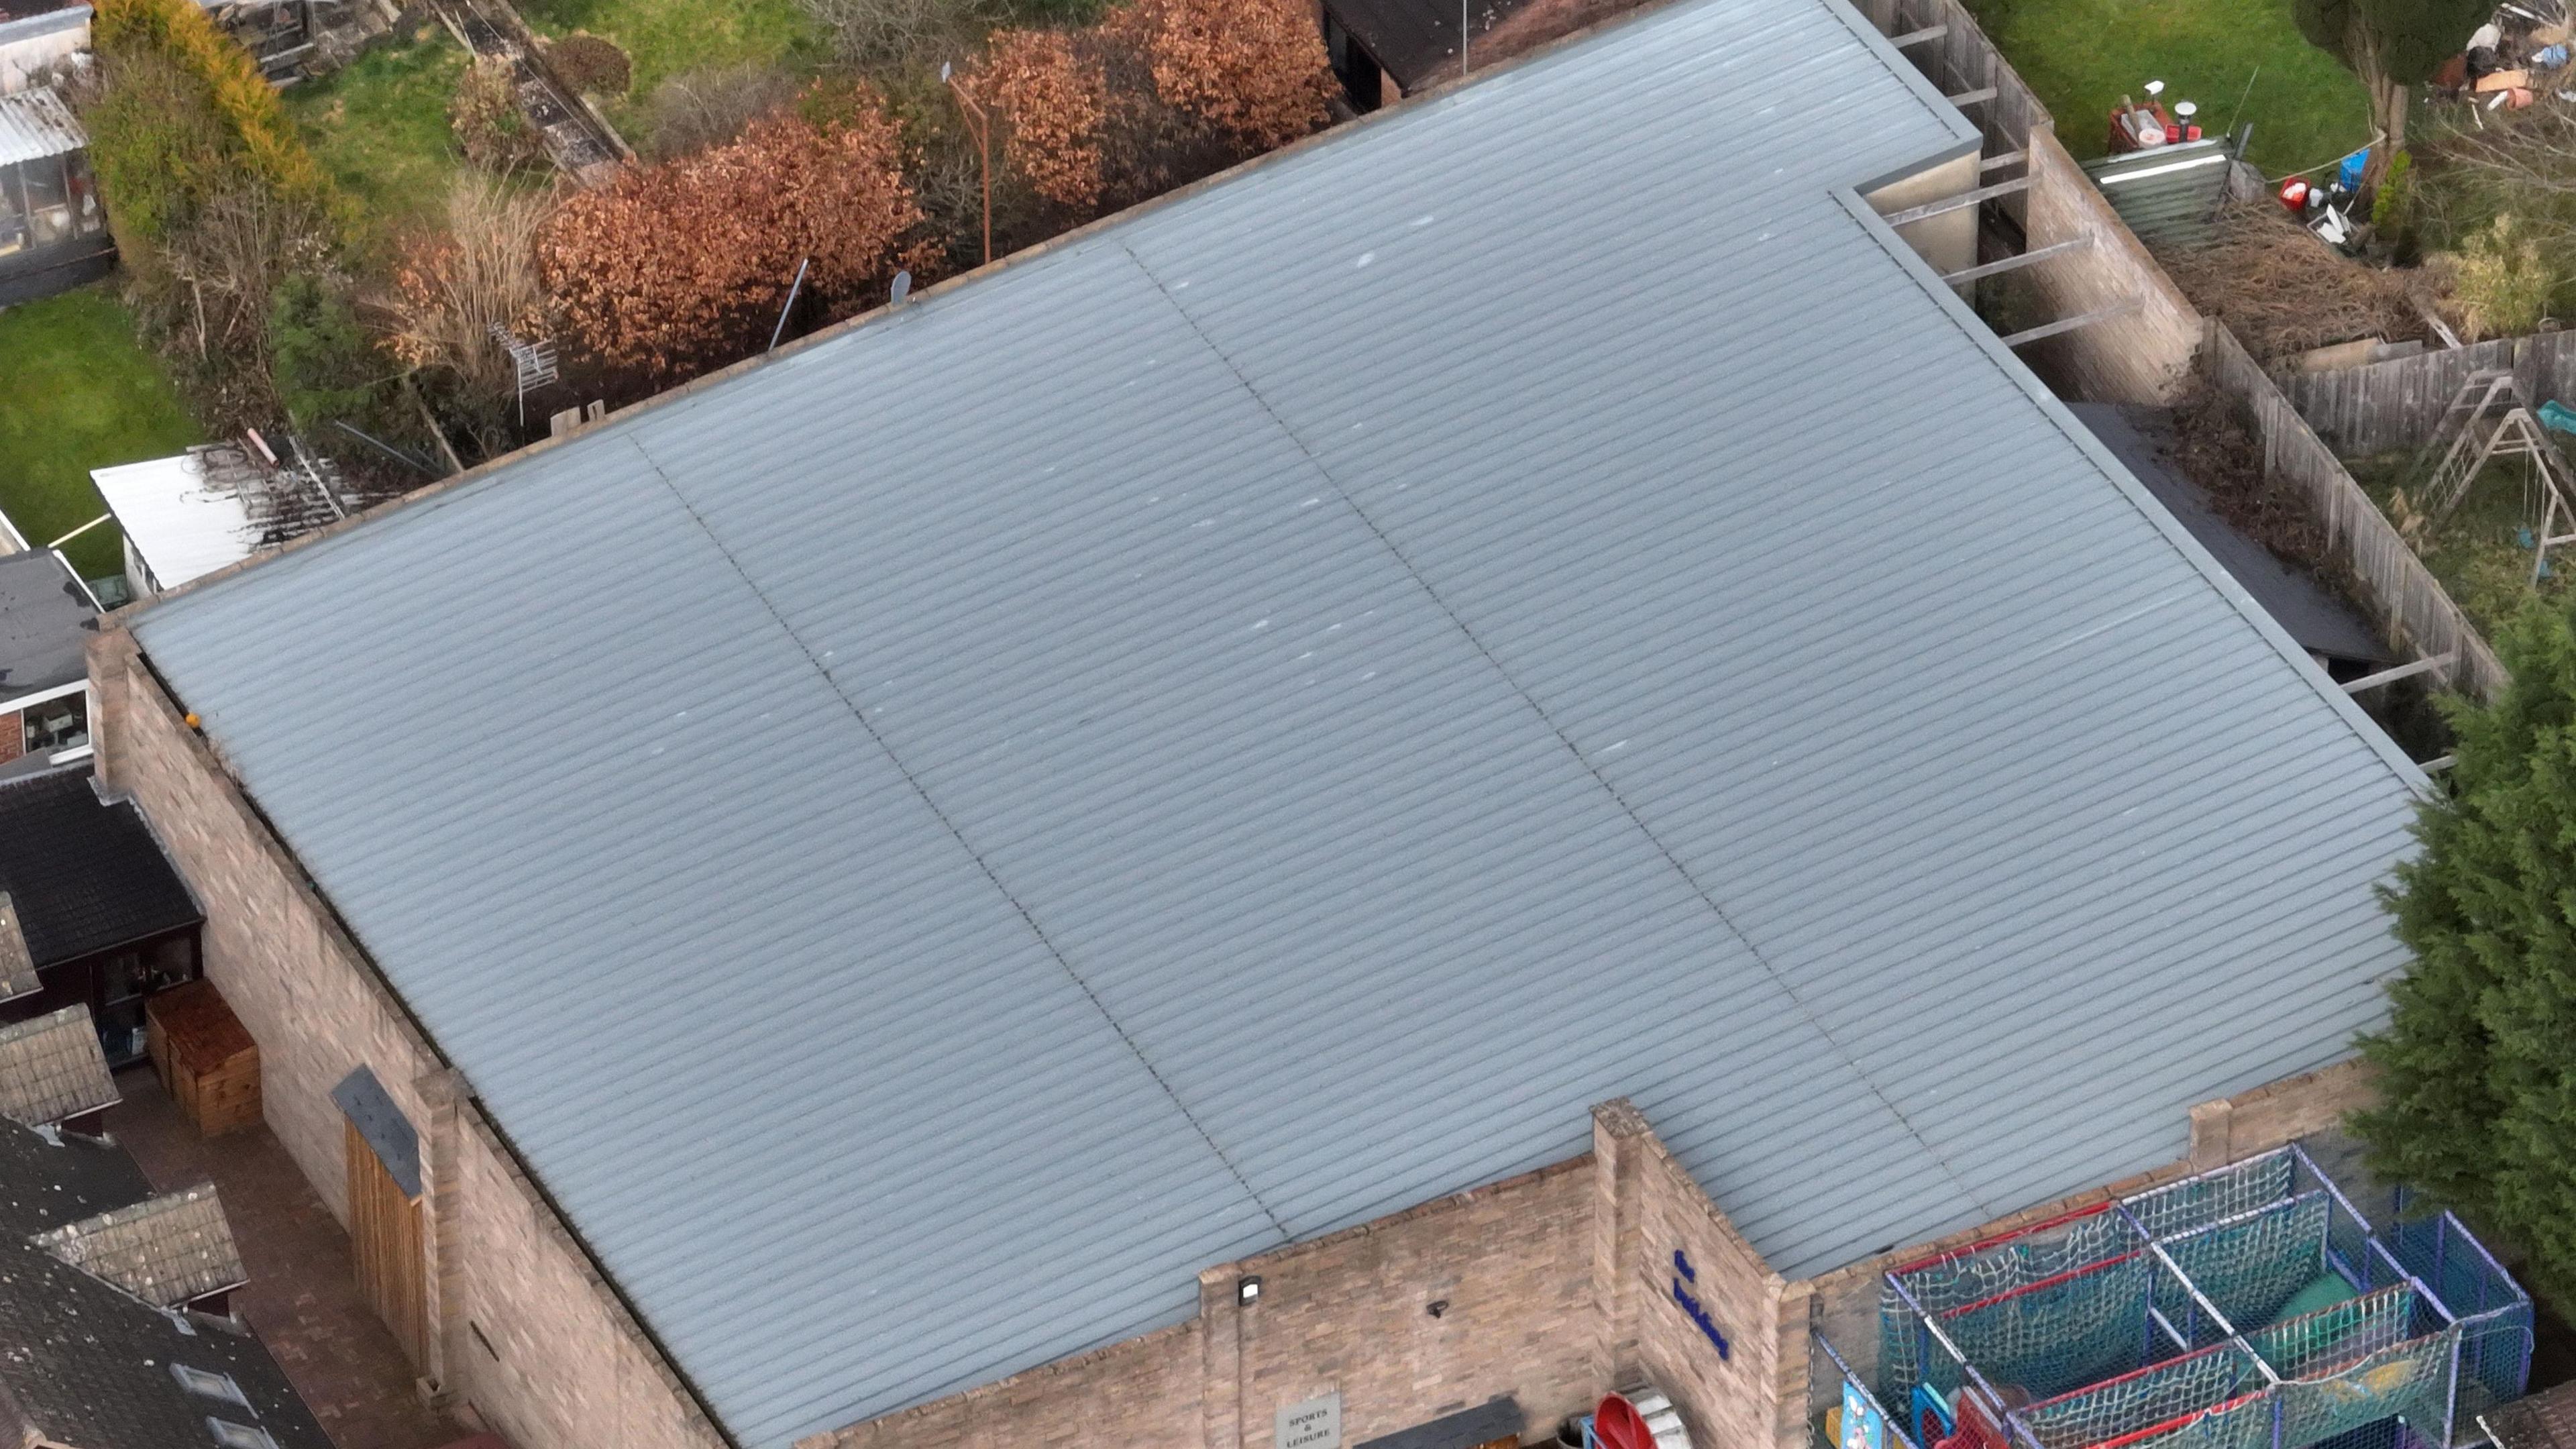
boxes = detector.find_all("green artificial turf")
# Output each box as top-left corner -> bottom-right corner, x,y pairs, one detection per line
0,289 -> 203,582
286,26 -> 470,254
1962,0 -> 2375,176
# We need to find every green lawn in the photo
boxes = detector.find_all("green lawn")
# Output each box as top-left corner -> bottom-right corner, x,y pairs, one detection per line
514,0 -> 822,144
1963,0 -> 2373,176
2349,451 -> 2576,639
0,290 -> 203,582
286,27 -> 470,255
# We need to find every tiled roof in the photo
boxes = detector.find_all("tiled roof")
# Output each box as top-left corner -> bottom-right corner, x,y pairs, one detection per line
0,1005 -> 116,1126
0,768 -> 201,967
0,894 -> 36,1003
33,1184 -> 247,1307
0,1123 -> 331,1449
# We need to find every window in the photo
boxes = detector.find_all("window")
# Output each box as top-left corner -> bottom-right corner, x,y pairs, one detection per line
205,1419 -> 277,1449
19,154 -> 66,247
0,162 -> 25,256
170,1364 -> 247,1406
23,691 -> 85,755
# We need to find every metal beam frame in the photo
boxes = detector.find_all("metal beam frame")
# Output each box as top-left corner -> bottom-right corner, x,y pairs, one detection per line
2341,653 -> 2457,694
1939,236 -> 2091,285
1996,299 -> 2139,348
1880,176 -> 2031,226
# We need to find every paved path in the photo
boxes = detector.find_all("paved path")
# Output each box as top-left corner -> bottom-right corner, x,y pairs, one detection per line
107,1066 -> 464,1449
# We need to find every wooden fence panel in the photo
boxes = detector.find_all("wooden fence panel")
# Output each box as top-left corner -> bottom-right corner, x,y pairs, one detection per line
2208,322 -> 2508,697
2273,331 -> 2576,457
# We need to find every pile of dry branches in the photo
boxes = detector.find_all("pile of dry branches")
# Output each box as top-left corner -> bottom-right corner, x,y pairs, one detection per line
2157,202 -> 2430,361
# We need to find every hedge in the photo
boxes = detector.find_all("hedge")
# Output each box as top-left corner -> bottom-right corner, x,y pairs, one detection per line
87,0 -> 335,228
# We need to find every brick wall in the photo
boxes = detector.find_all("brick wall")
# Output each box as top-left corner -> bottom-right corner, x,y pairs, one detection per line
1599,1103 -> 1794,1449
89,626 -> 725,1449
2188,1060 -> 2377,1171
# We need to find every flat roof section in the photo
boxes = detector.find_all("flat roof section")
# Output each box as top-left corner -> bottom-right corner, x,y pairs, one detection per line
0,550 -> 97,701
129,0 -> 2422,1443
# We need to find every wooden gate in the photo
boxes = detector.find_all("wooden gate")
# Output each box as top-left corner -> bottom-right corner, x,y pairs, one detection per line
345,1116 -> 426,1362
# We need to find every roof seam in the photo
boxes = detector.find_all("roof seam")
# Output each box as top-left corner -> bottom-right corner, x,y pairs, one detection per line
614,433 -> 1295,1250
1112,236 -> 1996,1230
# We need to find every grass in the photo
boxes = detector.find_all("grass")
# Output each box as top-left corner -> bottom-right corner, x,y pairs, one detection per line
1962,0 -> 2373,176
514,0 -> 824,143
2349,451 -> 2576,640
0,290 -> 204,582
286,26 -> 470,256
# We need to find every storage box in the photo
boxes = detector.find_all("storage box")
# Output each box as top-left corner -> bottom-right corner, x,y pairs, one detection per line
145,980 -> 260,1136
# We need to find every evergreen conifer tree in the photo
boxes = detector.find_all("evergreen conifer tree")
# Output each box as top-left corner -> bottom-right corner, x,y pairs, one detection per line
2358,604 -> 2576,1293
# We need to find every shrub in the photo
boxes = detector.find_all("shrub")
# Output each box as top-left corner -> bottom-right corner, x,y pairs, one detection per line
1119,0 -> 1332,152
451,56 -> 549,172
547,33 -> 631,96
985,28 -> 1105,209
2371,148 -> 2413,235
538,99 -> 927,378
2443,214 -> 2556,339
267,272 -> 378,431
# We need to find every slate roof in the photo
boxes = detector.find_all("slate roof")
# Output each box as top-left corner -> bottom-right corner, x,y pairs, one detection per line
0,549 -> 98,701
0,1123 -> 331,1449
0,768 -> 201,967
126,0 -> 2425,1444
0,1005 -> 118,1126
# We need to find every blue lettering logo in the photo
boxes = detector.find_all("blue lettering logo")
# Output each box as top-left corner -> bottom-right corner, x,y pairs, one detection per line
1671,1275 -> 1730,1359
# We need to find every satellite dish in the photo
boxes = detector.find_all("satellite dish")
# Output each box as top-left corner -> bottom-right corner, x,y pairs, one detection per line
890,270 -> 912,307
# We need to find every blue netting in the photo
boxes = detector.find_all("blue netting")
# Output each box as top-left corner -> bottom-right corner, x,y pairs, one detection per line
2157,1195 -> 2332,1333
2018,1342 -> 2269,1449
1851,1149 -> 2534,1449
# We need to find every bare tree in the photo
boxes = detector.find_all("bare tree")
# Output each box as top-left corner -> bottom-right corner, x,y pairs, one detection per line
798,0 -> 990,71
637,63 -> 802,160
384,174 -> 556,413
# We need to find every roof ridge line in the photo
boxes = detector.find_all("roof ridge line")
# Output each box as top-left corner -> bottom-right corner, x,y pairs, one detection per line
1112,238 -> 1996,1229
614,434 -> 1295,1247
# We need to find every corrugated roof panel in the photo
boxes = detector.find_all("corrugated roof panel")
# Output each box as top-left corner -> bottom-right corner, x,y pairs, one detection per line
129,0 -> 2421,1442
0,86 -> 80,168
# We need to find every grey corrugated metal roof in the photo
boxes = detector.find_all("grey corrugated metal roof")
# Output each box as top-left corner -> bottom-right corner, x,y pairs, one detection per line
0,87 -> 82,168
128,0 -> 2422,1444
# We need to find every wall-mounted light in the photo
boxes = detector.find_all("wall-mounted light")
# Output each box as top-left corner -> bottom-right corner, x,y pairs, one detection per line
1426,1299 -> 1450,1318
1238,1276 -> 1263,1305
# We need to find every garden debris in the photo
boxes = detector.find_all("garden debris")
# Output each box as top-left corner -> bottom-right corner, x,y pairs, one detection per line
2168,379 -> 2333,570
2155,201 -> 2430,360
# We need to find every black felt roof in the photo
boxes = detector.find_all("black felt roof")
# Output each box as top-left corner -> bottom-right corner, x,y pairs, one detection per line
0,1122 -> 334,1449
0,769 -> 201,967
1324,0 -> 1532,88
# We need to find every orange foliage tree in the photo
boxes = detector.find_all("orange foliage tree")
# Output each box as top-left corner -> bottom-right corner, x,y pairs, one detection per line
981,0 -> 1331,222
1122,0 -> 1335,152
985,28 -> 1107,211
538,102 -> 926,380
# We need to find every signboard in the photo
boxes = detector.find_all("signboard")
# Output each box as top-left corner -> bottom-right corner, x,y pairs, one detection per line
1279,1393 -> 1342,1449
1841,1381 -> 1886,1449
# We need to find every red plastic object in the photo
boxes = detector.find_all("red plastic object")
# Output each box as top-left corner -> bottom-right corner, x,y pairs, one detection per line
2279,177 -> 2311,212
1595,1395 -> 1656,1449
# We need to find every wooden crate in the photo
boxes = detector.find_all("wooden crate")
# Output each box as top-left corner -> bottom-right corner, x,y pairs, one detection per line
145,980 -> 260,1136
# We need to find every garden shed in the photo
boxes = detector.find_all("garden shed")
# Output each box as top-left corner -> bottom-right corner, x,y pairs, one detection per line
0,85 -> 107,307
